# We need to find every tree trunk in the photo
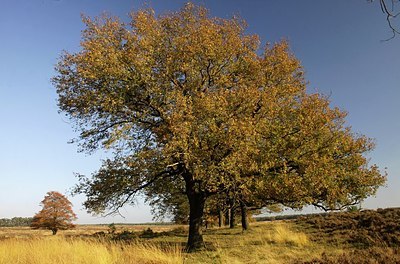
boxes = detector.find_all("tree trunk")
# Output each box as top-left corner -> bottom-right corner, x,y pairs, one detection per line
229,199 -> 236,228
218,208 -> 224,228
225,208 -> 230,226
240,200 -> 249,231
52,228 -> 58,235
230,206 -> 236,228
185,181 -> 207,252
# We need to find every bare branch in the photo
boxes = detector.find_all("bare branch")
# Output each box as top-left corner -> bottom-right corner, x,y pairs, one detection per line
370,0 -> 400,40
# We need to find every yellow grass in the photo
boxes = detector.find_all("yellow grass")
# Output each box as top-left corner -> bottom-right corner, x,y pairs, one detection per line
184,221 -> 329,264
0,237 -> 183,264
263,222 -> 309,246
0,222 -> 342,264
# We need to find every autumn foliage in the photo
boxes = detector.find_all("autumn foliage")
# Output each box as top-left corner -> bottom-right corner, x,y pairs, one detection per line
53,3 -> 385,251
31,191 -> 77,235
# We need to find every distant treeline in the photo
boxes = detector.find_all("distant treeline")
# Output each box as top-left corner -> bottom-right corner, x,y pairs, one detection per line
255,213 -> 327,222
0,217 -> 33,227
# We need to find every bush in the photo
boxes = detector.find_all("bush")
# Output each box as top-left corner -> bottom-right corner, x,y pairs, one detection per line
140,228 -> 158,238
113,230 -> 138,241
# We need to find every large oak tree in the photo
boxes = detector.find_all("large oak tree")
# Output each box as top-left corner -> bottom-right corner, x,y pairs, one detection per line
54,3 -> 386,251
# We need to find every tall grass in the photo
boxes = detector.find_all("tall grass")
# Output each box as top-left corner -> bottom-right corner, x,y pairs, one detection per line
0,221 -> 339,264
0,237 -> 183,264
263,222 -> 309,246
184,222 -> 324,264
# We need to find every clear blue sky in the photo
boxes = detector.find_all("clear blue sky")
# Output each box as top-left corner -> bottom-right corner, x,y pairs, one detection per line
1,0 -> 399,224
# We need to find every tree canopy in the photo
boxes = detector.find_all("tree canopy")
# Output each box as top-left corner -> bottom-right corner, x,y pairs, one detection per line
54,3 -> 386,251
31,191 -> 77,235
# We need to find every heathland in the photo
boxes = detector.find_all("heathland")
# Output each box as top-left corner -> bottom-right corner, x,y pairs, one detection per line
1,207 -> 400,263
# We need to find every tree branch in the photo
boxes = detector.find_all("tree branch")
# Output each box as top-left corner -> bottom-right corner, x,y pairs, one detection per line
370,0 -> 400,40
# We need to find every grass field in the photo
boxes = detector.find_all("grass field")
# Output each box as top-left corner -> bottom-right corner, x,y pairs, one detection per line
1,208 -> 399,263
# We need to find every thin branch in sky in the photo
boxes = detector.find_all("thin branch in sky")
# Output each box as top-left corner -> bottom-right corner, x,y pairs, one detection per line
370,0 -> 400,40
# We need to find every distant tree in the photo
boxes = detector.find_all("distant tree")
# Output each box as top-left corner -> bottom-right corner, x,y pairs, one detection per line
0,217 -> 33,227
31,191 -> 77,235
54,3 -> 386,251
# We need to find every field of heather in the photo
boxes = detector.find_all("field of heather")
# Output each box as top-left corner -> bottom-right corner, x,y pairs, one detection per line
1,208 -> 399,263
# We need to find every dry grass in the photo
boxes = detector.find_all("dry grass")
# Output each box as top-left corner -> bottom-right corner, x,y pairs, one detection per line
3,208 -> 398,263
0,221 -> 340,264
253,222 -> 309,246
183,221 -> 334,264
0,236 -> 183,264
0,224 -> 182,239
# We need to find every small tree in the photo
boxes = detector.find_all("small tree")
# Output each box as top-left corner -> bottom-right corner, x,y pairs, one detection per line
31,191 -> 77,235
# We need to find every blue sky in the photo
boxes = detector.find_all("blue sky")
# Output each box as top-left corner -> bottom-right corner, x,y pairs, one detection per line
1,0 -> 399,224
